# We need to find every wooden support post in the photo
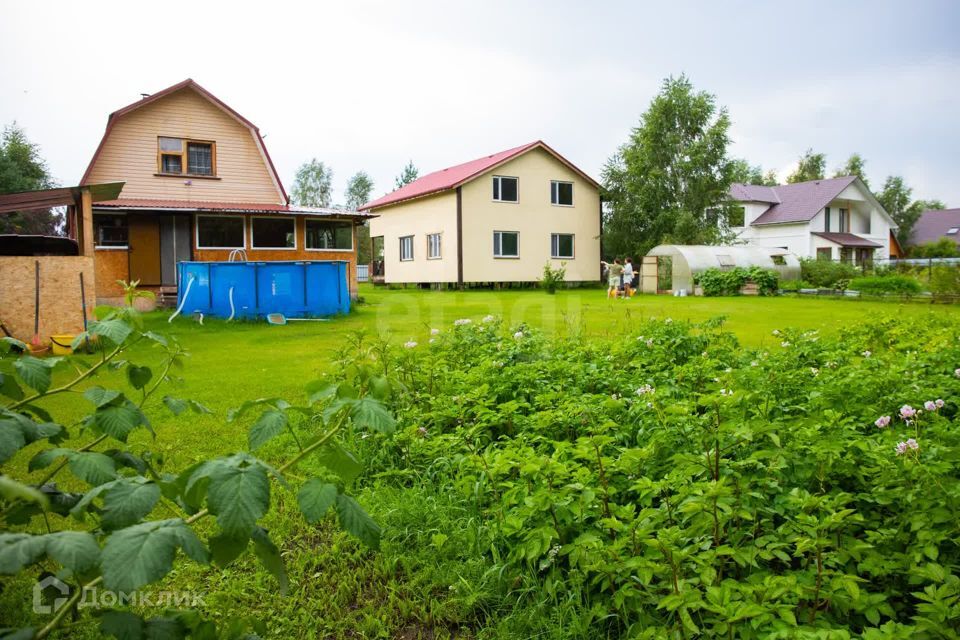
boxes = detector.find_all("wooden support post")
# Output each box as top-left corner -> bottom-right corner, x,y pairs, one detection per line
79,188 -> 94,257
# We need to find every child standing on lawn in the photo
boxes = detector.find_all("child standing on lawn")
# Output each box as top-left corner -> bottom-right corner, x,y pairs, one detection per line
607,259 -> 624,298
622,258 -> 634,298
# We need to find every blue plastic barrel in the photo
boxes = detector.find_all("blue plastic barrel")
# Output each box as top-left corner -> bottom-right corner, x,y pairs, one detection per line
175,261 -> 350,319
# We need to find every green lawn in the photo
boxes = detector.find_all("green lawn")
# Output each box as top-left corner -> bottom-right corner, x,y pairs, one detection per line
3,287 -> 959,638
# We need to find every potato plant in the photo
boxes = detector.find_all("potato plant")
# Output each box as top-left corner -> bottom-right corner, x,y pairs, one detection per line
0,309 -> 395,639
348,314 -> 960,638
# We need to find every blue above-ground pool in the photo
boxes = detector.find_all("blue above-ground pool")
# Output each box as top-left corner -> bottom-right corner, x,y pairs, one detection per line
175,261 -> 350,319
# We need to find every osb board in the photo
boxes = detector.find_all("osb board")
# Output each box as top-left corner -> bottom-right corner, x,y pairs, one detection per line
94,249 -> 129,298
0,256 -> 96,344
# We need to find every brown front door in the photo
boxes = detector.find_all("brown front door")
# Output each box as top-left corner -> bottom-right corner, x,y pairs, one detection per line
128,215 -> 162,285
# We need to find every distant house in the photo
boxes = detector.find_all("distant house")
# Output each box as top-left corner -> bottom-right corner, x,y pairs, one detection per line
911,208 -> 960,250
727,176 -> 901,263
362,141 -> 601,286
82,78 -> 368,305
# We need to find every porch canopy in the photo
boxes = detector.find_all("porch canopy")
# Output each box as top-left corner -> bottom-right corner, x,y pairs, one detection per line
0,182 -> 124,256
645,244 -> 800,293
810,232 -> 882,248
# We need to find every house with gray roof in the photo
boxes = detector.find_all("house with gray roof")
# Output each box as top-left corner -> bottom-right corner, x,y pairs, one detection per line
727,176 -> 900,262
910,208 -> 960,250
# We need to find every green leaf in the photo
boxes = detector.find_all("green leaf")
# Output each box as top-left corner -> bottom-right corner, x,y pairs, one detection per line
101,478 -> 161,530
44,531 -> 100,573
305,381 -> 338,405
349,397 -> 395,434
99,610 -> 144,640
101,519 -> 208,592
0,475 -> 48,510
208,533 -> 248,567
126,365 -> 152,390
251,527 -> 288,595
14,356 -> 55,393
248,409 -> 287,450
1,336 -> 28,353
0,370 -> 24,400
313,443 -> 363,484
69,451 -> 118,486
297,480 -> 337,523
334,494 -> 380,549
0,420 -> 26,464
84,386 -> 121,408
206,457 -> 270,537
94,403 -> 148,443
0,533 -> 47,573
368,376 -> 391,401
89,319 -> 133,346
162,396 -> 211,417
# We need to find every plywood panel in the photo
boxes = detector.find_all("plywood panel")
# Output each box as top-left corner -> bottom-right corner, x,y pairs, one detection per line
0,257 -> 96,343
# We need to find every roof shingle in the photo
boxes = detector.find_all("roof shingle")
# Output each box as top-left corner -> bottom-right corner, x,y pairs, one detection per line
729,176 -> 858,225
910,208 -> 960,247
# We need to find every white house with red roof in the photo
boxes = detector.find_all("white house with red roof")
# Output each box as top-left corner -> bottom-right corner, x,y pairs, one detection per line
362,141 -> 601,286
728,176 -> 901,262
82,78 -> 369,304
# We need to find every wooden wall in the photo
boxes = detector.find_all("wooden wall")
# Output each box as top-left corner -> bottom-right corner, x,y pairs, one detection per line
85,87 -> 284,204
0,256 -> 96,344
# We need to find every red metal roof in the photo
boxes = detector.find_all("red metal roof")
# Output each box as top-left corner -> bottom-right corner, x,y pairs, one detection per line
93,198 -> 372,218
361,140 -> 599,211
80,79 -> 289,204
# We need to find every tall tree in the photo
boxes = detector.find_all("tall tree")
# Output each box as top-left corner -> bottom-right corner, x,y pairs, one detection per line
394,161 -> 419,189
786,148 -> 826,183
344,171 -> 374,210
602,75 -> 735,258
877,176 -> 916,245
291,159 -> 333,207
730,159 -> 778,186
0,122 -> 61,234
833,152 -> 869,188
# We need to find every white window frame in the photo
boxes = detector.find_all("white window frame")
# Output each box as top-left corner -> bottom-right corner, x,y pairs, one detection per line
250,215 -> 297,250
195,214 -> 246,250
426,232 -> 442,260
399,235 -> 414,262
492,175 -> 519,203
550,233 -> 575,259
947,227 -> 959,235
550,180 -> 574,207
305,219 -> 354,252
493,230 -> 519,258
93,211 -> 129,250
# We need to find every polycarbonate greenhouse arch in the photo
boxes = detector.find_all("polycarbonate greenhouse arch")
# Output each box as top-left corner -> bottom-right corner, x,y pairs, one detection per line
645,244 -> 800,293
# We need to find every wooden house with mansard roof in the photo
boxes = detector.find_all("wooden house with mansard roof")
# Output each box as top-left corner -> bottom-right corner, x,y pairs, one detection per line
82,78 -> 369,304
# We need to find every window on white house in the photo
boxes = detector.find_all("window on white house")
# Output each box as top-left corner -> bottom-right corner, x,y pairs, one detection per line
94,213 -> 128,248
824,207 -> 831,232
427,233 -> 441,259
305,220 -> 352,250
493,231 -> 519,257
839,208 -> 849,232
728,206 -> 746,227
197,216 -> 244,249
251,217 -> 295,249
492,176 -> 518,202
551,233 -> 574,259
400,235 -> 414,261
550,181 -> 573,206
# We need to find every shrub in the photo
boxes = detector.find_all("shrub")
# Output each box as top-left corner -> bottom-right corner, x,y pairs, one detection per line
849,275 -> 924,295
910,237 -> 960,258
929,264 -> 960,296
540,262 -> 566,294
695,266 -> 779,296
800,258 -> 860,288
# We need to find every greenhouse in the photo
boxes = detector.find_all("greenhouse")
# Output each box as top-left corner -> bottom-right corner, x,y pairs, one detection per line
642,244 -> 800,294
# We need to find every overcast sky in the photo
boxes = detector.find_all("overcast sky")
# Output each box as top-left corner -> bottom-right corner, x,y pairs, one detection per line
2,0 -> 958,206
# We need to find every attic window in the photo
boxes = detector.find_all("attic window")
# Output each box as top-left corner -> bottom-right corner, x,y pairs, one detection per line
948,227 -> 959,235
157,137 -> 216,177
492,176 -> 518,202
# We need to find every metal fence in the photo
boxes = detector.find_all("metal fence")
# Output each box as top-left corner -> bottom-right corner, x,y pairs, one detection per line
357,264 -> 369,283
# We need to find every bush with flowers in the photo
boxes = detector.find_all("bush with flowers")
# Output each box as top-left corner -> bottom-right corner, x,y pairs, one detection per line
335,313 -> 960,638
